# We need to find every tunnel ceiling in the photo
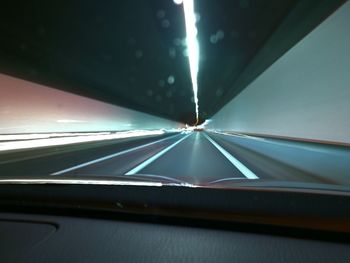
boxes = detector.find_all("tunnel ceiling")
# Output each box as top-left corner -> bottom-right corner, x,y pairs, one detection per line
0,0 -> 345,124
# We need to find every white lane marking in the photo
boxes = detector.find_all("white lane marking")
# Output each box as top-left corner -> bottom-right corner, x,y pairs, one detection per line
125,133 -> 192,175
51,134 -> 182,175
203,133 -> 259,180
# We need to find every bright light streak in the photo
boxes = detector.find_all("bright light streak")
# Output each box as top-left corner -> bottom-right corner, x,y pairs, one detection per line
182,0 -> 200,124
56,119 -> 86,123
197,119 -> 211,128
0,130 -> 165,152
0,132 -> 111,141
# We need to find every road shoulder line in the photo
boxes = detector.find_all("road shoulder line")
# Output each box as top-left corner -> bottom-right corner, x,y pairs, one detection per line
204,133 -> 259,180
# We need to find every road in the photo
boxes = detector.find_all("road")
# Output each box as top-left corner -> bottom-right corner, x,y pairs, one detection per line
0,131 -> 349,186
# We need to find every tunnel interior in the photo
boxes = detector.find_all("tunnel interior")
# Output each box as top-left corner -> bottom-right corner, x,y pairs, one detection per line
0,0 -> 345,126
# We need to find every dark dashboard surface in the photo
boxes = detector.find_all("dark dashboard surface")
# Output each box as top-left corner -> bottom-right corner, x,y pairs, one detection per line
1,212 -> 350,263
0,183 -> 350,262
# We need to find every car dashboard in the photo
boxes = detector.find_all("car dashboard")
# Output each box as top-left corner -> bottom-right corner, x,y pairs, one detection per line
0,182 -> 350,262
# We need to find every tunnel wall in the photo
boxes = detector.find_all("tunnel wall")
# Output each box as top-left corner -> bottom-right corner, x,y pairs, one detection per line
207,1 -> 350,144
0,73 -> 182,134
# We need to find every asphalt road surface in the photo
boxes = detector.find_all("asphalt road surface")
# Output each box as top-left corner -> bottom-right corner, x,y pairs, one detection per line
0,131 -> 349,186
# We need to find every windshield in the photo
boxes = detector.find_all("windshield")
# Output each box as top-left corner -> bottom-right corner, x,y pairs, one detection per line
0,0 -> 349,191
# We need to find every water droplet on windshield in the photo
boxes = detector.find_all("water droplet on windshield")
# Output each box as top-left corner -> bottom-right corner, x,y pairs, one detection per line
156,10 -> 165,19
156,95 -> 163,102
217,30 -> 225,39
161,19 -> 170,28
183,48 -> 189,57
173,38 -> 182,46
166,91 -> 173,98
128,37 -> 136,46
210,35 -> 218,44
168,47 -> 176,59
158,79 -> 165,87
135,50 -> 143,59
167,75 -> 175,85
195,13 -> 201,22
147,89 -> 153,96
216,88 -> 223,97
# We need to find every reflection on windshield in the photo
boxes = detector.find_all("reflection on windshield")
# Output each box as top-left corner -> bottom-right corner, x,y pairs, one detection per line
0,0 -> 349,191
